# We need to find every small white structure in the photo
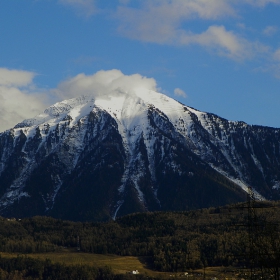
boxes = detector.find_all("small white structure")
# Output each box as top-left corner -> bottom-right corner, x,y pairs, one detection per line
129,270 -> 139,275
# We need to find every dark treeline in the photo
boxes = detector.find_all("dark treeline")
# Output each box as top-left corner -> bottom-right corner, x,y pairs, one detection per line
0,255 -> 155,280
1,201 -> 280,272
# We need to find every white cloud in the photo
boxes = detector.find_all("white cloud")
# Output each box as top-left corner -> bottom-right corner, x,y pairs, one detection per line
181,25 -> 253,59
55,0 -> 278,62
117,0 -> 235,26
55,69 -> 157,100
0,68 -> 50,132
0,68 -> 160,133
262,25 -> 278,36
58,0 -> 97,17
174,88 -> 187,98
116,0 -> 235,44
115,1 -> 271,60
0,68 -> 36,87
0,87 -> 48,132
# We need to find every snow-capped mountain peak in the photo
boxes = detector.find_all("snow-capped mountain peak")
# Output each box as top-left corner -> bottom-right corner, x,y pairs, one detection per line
0,90 -> 279,221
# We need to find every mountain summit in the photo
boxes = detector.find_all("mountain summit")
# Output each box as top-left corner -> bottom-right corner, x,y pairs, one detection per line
0,89 -> 280,221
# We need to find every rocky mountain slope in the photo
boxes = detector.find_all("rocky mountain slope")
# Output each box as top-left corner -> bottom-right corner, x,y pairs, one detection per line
0,89 -> 279,221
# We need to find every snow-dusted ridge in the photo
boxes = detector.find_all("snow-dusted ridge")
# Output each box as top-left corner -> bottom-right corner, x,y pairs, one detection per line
0,89 -> 280,220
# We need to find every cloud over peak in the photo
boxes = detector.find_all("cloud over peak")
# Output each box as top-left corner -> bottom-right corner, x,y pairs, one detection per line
0,69 -> 159,132
55,69 -> 158,100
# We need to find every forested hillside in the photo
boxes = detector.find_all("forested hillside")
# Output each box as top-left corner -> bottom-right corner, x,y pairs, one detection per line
1,201 -> 280,274
0,257 -> 143,280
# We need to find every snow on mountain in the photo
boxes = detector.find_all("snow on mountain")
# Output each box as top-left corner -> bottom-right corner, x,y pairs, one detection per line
0,89 -> 279,221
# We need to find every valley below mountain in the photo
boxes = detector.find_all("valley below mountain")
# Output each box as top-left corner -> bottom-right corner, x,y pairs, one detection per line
0,201 -> 280,278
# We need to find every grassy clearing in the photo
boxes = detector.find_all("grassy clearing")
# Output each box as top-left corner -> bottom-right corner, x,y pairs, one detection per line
0,251 -> 171,278
0,251 -> 250,279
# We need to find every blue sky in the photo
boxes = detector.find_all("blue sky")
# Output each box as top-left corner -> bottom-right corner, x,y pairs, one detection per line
1,0 -> 280,132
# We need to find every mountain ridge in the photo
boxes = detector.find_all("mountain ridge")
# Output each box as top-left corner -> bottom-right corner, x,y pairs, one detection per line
0,90 -> 279,221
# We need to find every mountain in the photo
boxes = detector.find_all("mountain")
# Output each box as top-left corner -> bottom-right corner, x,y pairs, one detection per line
0,89 -> 280,221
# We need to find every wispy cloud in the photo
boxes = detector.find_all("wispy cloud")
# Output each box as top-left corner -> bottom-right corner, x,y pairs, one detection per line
57,0 -> 279,62
243,0 -> 280,7
115,0 -> 235,44
174,88 -> 187,98
58,0 -> 97,17
180,25 -> 255,60
273,48 -> 280,61
253,47 -> 280,78
55,0 -> 280,78
262,25 -> 278,36
114,0 -> 272,60
72,55 -> 98,66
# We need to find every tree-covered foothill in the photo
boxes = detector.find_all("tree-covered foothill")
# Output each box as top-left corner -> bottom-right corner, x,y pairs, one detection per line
0,201 -> 280,273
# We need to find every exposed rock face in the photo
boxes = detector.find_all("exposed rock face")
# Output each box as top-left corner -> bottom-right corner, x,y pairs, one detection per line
0,91 -> 279,221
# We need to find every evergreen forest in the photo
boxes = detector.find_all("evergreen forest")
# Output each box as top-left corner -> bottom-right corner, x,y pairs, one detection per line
0,201 -> 280,279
